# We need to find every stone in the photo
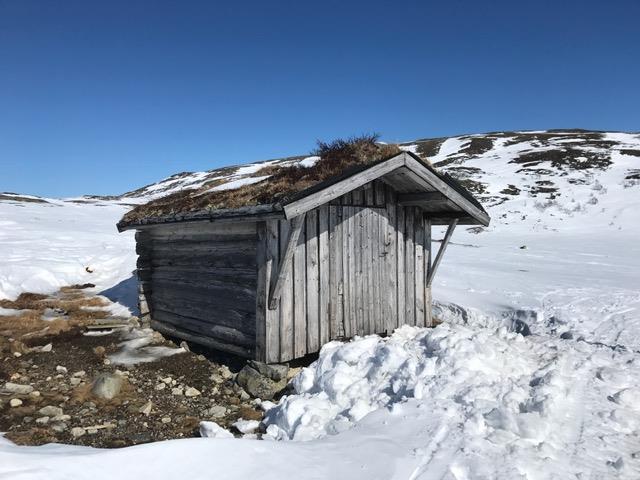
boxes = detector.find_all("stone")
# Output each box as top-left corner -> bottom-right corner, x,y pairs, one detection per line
56,365 -> 68,374
3,382 -> 34,395
206,405 -> 227,418
247,360 -> 289,382
171,387 -> 183,396
139,401 -> 153,416
52,414 -> 71,422
93,346 -> 106,357
155,383 -> 166,391
236,365 -> 287,400
161,416 -> 171,424
41,343 -> 53,352
72,370 -> 86,378
87,428 -> 98,435
10,398 -> 23,407
39,405 -> 63,416
239,389 -> 250,401
287,367 -> 302,380
70,378 -> 82,386
219,366 -> 234,380
52,423 -> 67,433
161,376 -> 173,384
91,373 -> 123,400
35,416 -> 50,425
29,390 -> 41,398
71,427 -> 85,438
185,387 -> 201,397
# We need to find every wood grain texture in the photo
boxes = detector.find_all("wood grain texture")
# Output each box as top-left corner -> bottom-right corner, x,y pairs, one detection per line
278,220 -> 294,361
318,205 -> 330,345
293,220 -> 307,358
305,210 -> 320,353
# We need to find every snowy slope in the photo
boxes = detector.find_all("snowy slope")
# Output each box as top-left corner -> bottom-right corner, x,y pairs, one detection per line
1,130 -> 639,479
0,196 -> 135,301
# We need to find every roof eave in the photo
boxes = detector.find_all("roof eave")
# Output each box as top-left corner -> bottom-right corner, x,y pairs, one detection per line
117,204 -> 284,232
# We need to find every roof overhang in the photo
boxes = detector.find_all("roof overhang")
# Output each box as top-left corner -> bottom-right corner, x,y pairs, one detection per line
282,152 -> 490,226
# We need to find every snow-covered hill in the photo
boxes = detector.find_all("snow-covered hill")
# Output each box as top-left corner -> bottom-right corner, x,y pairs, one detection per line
1,129 -> 639,479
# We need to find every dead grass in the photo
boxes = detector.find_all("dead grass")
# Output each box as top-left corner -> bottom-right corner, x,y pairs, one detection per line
120,135 -> 402,226
0,290 -> 111,340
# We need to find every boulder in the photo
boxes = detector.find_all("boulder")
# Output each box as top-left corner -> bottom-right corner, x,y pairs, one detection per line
236,365 -> 287,400
247,361 -> 289,382
91,373 -> 123,400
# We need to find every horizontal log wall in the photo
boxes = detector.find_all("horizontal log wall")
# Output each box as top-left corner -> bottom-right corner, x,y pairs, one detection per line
139,222 -> 258,358
259,180 -> 433,363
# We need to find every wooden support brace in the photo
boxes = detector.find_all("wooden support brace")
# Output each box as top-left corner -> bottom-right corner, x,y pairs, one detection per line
426,219 -> 458,287
268,214 -> 305,310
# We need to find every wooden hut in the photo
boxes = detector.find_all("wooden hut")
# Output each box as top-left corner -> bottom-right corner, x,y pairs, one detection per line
117,149 -> 489,363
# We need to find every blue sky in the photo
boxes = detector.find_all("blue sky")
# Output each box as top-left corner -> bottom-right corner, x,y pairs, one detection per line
1,0 -> 639,197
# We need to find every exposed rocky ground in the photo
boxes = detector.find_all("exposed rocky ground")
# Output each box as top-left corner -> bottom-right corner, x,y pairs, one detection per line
0,286 -> 296,447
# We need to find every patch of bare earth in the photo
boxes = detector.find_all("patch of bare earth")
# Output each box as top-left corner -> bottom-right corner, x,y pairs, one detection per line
0,288 -> 268,448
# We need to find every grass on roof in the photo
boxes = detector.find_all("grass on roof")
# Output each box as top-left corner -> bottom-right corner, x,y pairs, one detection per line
120,135 -> 402,225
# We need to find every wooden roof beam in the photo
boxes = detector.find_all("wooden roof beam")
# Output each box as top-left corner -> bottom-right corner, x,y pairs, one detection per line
398,192 -> 448,206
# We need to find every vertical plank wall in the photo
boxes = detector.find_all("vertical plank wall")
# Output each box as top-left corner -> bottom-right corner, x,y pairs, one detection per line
259,179 -> 434,363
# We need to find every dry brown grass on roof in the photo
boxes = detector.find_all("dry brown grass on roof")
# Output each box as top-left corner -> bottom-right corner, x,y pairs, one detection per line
121,134 -> 402,224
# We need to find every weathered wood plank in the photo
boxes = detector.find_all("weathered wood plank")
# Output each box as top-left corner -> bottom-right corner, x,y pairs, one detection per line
346,206 -> 356,336
293,220 -> 307,358
365,207 -> 374,334
151,319 -> 253,358
397,192 -> 448,206
152,309 -> 254,347
355,207 -> 364,335
328,206 -> 343,339
150,297 -> 255,334
424,218 -> 432,326
385,186 -> 397,334
278,220 -> 294,361
305,210 -> 320,353
374,182 -> 385,331
415,214 -> 425,327
318,205 -> 330,345
268,214 -> 305,309
265,220 -> 281,362
147,221 -> 257,239
405,207 -> 415,326
396,205 -> 405,328
255,222 -> 268,362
